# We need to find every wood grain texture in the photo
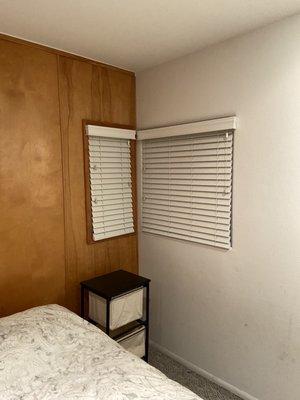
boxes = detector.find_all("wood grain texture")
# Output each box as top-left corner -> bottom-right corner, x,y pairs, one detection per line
58,57 -> 138,313
0,37 -> 137,317
0,33 -> 134,76
0,40 -> 65,316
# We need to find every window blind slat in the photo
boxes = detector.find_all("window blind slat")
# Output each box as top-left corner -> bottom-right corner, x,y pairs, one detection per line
92,193 -> 132,201
144,155 -> 232,164
144,163 -> 231,170
144,134 -> 232,148
90,173 -> 131,180
143,221 -> 229,240
92,207 -> 133,217
94,227 -> 134,241
91,188 -> 131,195
93,213 -> 133,223
92,205 -> 133,212
89,144 -> 130,151
144,174 -> 231,179
142,228 -> 229,249
143,209 -> 229,224
144,142 -> 232,154
143,226 -> 230,245
142,216 -> 229,232
91,177 -> 131,185
89,158 -> 131,166
144,196 -> 231,207
144,185 -> 231,193
89,138 -> 131,147
143,203 -> 229,219
143,148 -> 232,159
143,182 -> 231,189
142,130 -> 233,249
92,199 -> 133,208
94,221 -> 134,233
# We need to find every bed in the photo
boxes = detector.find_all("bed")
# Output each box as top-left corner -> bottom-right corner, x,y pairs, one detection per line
0,304 -> 201,399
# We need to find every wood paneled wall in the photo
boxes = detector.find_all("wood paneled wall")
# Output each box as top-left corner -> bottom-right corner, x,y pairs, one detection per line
0,35 -> 137,316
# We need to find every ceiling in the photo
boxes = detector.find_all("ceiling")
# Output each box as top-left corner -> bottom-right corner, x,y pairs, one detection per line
1,0 -> 300,72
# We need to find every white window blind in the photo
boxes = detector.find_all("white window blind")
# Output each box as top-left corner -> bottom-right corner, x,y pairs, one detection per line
141,129 -> 234,249
86,125 -> 135,241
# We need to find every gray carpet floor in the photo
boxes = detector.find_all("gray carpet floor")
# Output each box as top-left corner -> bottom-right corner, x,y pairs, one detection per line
149,346 -> 242,400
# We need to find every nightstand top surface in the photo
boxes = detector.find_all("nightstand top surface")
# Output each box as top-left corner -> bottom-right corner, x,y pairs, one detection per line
80,269 -> 150,299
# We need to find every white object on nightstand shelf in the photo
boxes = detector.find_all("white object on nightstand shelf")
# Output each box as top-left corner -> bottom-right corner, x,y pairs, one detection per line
117,325 -> 146,358
89,288 -> 143,330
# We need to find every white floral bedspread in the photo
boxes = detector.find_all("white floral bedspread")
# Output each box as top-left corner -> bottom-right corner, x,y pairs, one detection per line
0,304 -> 201,400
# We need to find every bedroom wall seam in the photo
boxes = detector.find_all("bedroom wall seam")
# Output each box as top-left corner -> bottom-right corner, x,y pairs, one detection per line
150,340 -> 259,400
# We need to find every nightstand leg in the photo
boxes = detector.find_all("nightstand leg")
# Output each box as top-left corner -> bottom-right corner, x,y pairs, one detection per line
81,286 -> 85,318
106,299 -> 110,336
145,283 -> 150,362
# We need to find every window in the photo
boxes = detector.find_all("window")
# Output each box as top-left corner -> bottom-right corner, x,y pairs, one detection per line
139,117 -> 236,249
84,123 -> 136,242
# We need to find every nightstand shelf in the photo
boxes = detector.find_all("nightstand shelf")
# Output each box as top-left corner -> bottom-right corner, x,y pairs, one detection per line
89,319 -> 146,340
80,270 -> 150,361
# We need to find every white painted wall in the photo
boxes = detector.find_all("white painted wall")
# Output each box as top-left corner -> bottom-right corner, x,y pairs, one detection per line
137,14 -> 300,400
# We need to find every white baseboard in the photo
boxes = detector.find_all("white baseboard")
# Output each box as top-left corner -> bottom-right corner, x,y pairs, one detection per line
150,340 -> 259,400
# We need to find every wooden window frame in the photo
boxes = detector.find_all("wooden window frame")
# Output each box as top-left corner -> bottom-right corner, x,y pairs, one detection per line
82,120 -> 137,244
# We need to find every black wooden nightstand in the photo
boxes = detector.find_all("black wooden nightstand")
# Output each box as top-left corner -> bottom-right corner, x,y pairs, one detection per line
80,270 -> 151,362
